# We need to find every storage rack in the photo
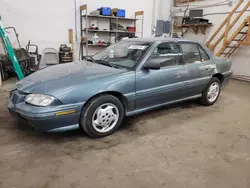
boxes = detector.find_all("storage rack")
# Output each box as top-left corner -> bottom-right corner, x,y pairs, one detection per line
79,4 -> 144,60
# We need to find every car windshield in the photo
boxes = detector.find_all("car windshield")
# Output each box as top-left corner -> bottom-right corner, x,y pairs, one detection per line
91,41 -> 151,70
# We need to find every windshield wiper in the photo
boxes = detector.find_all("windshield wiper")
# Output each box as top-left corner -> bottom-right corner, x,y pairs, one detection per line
94,60 -> 116,68
109,62 -> 130,70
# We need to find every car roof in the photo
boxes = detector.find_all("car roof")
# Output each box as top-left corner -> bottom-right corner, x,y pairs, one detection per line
123,37 -> 198,44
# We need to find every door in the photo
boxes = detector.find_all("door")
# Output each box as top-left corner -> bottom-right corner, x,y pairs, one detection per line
135,42 -> 188,110
179,42 -> 214,97
197,44 -> 216,84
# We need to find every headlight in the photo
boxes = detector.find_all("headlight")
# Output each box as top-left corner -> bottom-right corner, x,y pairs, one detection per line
25,94 -> 55,107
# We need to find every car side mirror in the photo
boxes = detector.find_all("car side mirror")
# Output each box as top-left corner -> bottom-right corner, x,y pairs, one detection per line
143,59 -> 161,70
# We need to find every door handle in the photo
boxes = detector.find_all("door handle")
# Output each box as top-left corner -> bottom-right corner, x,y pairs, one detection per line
174,73 -> 181,78
205,67 -> 211,71
204,65 -> 215,71
200,65 -> 212,71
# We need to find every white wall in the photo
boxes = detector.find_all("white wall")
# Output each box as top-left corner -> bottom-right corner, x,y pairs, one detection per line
1,0 -> 158,59
1,0 -> 74,53
4,0 -> 247,75
174,0 -> 250,76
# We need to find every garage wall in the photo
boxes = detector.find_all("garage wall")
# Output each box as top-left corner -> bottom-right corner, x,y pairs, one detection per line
1,0 -> 167,59
1,0 -> 72,50
3,0 -> 248,75
0,0 -> 75,54
174,0 -> 250,76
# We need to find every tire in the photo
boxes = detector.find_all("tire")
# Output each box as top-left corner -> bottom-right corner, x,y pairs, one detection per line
200,77 -> 221,106
80,94 -> 124,138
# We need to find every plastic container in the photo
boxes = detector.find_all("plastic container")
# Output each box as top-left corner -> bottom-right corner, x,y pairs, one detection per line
99,7 -> 112,16
127,27 -> 136,32
112,8 -> 126,17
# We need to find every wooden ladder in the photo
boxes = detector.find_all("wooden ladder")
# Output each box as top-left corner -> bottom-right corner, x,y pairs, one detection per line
206,0 -> 250,57
219,17 -> 250,58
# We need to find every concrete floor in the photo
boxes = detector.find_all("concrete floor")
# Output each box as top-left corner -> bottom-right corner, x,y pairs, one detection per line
1,80 -> 250,188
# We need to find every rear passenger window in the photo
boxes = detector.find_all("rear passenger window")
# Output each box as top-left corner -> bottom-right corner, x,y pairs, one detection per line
198,45 -> 210,61
180,43 -> 201,64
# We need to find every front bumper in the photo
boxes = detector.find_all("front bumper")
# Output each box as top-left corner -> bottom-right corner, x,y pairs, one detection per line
8,91 -> 84,132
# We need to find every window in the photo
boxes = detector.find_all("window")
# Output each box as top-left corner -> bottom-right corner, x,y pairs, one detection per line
180,43 -> 201,64
92,41 -> 151,70
150,42 -> 181,67
198,45 -> 210,61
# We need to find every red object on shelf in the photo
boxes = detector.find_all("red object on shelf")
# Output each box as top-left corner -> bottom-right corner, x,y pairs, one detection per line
127,27 -> 136,32
97,41 -> 103,45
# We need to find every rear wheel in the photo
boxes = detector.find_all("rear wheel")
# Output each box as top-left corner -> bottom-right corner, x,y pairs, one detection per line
200,77 -> 221,106
80,94 -> 124,138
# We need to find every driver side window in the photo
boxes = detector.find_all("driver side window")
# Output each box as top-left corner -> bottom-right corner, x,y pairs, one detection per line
150,42 -> 181,67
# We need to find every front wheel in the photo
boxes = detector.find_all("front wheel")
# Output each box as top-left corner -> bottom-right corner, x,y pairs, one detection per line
200,77 -> 221,106
80,94 -> 124,138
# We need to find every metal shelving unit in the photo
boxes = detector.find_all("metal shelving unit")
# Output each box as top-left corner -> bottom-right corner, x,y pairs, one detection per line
83,29 -> 138,34
79,4 -> 144,59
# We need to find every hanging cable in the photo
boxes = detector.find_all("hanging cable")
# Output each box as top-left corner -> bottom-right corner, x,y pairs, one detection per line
173,0 -> 232,13
74,0 -> 77,42
174,0 -> 231,7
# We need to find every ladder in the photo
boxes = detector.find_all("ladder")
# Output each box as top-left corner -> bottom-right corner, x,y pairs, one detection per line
0,16 -> 24,80
206,0 -> 250,57
219,17 -> 250,58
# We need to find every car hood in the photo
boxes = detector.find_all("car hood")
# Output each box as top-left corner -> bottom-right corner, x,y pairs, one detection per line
16,61 -> 125,94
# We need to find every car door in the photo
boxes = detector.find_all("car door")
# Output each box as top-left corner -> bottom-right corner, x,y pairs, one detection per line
135,42 -> 188,110
197,44 -> 216,85
179,42 -> 214,97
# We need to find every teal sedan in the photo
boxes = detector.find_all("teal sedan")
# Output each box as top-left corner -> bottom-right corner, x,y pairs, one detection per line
8,38 -> 233,138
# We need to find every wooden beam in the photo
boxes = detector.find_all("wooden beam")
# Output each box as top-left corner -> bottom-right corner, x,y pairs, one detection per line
190,26 -> 199,34
68,29 -> 74,60
200,25 -> 207,35
211,0 -> 250,52
135,11 -> 144,16
223,16 -> 232,46
241,41 -> 250,46
80,4 -> 87,11
68,29 -> 73,44
206,0 -> 244,48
